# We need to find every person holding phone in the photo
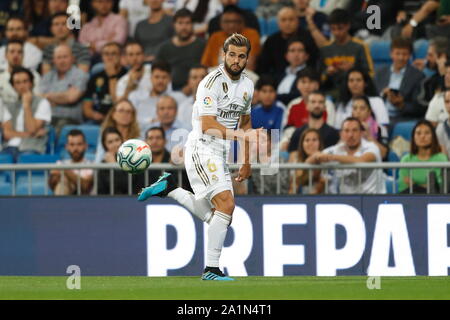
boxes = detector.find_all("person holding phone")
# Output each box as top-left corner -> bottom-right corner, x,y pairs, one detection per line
374,37 -> 425,124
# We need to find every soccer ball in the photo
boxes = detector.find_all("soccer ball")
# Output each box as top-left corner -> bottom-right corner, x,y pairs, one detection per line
117,139 -> 152,174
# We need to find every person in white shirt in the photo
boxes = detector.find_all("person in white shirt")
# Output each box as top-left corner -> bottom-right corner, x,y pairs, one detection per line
309,116 -> 386,194
0,40 -> 41,107
176,64 -> 208,129
0,67 -> 51,161
129,60 -> 185,130
119,0 -> 150,37
425,62 -> 450,127
0,17 -> 42,72
436,89 -> 450,157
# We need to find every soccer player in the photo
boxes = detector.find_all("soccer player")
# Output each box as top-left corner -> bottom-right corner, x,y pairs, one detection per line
138,33 -> 265,281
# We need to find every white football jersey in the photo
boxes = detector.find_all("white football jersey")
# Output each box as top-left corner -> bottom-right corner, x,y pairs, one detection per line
187,65 -> 254,151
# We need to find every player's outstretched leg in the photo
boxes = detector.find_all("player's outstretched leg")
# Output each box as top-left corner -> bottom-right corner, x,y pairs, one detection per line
138,172 -> 177,200
138,172 -> 214,223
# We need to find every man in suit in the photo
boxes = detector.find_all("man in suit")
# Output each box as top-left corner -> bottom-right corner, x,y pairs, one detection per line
375,37 -> 425,124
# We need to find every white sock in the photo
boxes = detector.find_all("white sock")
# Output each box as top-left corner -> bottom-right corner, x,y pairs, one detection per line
206,210 -> 231,268
168,188 -> 213,223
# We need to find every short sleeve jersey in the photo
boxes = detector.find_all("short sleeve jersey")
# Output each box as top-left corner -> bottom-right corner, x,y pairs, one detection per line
188,65 -> 254,151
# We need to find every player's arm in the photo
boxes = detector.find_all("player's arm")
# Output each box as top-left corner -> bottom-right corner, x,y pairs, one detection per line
200,115 -> 246,141
239,114 -> 252,166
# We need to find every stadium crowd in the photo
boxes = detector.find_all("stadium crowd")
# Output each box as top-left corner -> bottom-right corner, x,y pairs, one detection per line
0,0 -> 450,196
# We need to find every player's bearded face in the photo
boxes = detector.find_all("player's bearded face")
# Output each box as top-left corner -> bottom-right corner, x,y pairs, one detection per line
224,45 -> 248,77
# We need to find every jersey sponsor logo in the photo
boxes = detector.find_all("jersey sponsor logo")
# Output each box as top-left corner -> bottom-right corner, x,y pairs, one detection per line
203,96 -> 213,107
222,82 -> 228,93
219,109 -> 242,119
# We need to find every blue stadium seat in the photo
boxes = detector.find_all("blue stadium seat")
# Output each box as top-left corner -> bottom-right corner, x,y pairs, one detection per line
385,176 -> 398,194
0,181 -> 12,195
16,154 -> 61,181
391,121 -> 417,142
0,153 -> 14,182
266,17 -> 279,36
370,41 -> 392,70
46,125 -> 56,155
258,17 -> 266,36
386,151 -> 400,178
238,0 -> 259,11
57,124 -> 100,157
15,180 -> 53,196
414,39 -> 429,59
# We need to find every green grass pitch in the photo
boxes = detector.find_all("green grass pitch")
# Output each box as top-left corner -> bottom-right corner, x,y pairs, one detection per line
0,276 -> 449,300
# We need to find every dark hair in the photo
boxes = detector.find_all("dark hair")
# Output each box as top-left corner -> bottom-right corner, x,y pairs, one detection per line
223,33 -> 251,56
255,75 -> 277,90
295,67 -> 320,84
222,4 -> 245,18
410,120 -> 441,155
67,129 -> 86,142
124,40 -> 144,52
10,66 -> 34,86
391,37 -> 413,53
328,8 -> 351,25
352,95 -> 375,119
308,90 -> 326,99
102,41 -> 122,53
101,127 -> 123,151
340,67 -> 379,104
151,59 -> 171,74
145,126 -> 166,140
342,116 -> 364,131
6,39 -> 24,51
173,8 -> 193,23
190,63 -> 208,72
6,16 -> 27,30
50,12 -> 70,24
430,36 -> 449,56
286,36 -> 309,55
297,128 -> 323,162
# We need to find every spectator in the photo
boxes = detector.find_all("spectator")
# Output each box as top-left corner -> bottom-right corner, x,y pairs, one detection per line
374,37 -> 425,123
255,0 -> 292,20
351,95 -> 388,159
79,0 -> 120,24
176,64 -> 208,129
40,44 -> 89,136
0,67 -> 51,162
144,126 -> 172,183
425,61 -> 450,126
249,132 -> 290,195
116,41 -> 151,101
144,95 -> 189,152
49,129 -> 93,195
276,37 -> 309,105
436,89 -> 450,158
208,0 -> 260,36
0,40 -> 41,106
28,0 -> 69,50
310,0 -> 350,16
0,0 -> 23,36
175,0 -> 223,36
97,127 -> 146,195
95,98 -> 140,162
293,0 -> 330,48
426,0 -> 450,39
0,16 -> 42,71
79,0 -> 127,58
288,128 -> 325,194
23,0 -> 49,38
83,42 -> 127,125
280,68 -> 335,151
134,0 -> 174,62
416,37 -> 449,108
398,119 -> 448,193
156,9 -> 206,91
201,5 -> 261,71
119,0 -> 149,37
129,60 -> 185,131
41,12 -> 91,75
335,68 -> 389,130
287,91 -> 340,160
320,9 -> 374,97
251,76 -> 285,131
256,6 -> 318,76
311,117 -> 386,194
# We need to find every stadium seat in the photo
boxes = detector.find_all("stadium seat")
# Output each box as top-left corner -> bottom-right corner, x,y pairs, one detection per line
238,0 -> 259,11
414,39 -> 429,60
46,125 -> 56,155
266,17 -> 279,36
0,181 -> 12,195
57,124 -> 100,157
16,154 -> 61,181
385,176 -> 398,194
0,153 -> 14,182
386,151 -> 400,178
258,17 -> 267,36
370,40 -> 392,70
15,180 -> 53,196
391,121 -> 417,142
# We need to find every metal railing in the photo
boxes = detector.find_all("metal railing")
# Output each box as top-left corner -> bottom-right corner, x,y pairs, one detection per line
0,162 -> 449,196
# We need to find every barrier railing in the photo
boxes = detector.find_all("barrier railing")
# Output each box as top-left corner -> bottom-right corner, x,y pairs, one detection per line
0,162 -> 449,196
